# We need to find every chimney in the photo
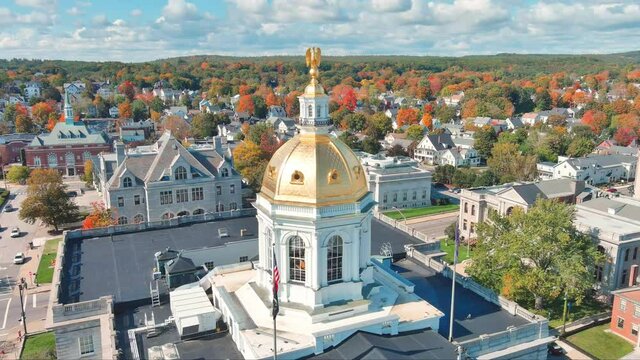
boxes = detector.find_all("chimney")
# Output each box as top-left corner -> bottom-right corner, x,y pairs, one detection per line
635,148 -> 640,200
115,141 -> 125,167
213,136 -> 223,154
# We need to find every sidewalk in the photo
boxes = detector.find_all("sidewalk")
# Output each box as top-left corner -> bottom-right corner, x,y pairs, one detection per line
555,339 -> 592,360
404,211 -> 458,225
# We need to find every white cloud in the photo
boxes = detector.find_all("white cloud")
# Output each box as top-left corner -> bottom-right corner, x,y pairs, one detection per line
130,9 -> 142,17
233,0 -> 268,13
161,0 -> 200,22
67,6 -> 82,16
371,0 -> 411,13
14,0 -> 56,8
92,14 -> 109,26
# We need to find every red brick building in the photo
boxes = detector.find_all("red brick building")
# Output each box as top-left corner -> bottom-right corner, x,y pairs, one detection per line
24,92 -> 111,176
611,286 -> 640,347
0,134 -> 35,166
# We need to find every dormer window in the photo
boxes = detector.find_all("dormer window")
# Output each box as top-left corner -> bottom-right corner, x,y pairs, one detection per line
123,177 -> 132,188
175,166 -> 187,180
221,168 -> 229,177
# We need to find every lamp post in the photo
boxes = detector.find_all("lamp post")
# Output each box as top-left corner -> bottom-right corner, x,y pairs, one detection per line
18,278 -> 27,336
392,206 -> 407,224
561,291 -> 568,335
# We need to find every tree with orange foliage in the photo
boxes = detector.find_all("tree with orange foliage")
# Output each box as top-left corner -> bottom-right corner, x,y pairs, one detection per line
627,69 -> 640,81
610,98 -> 632,115
162,115 -> 191,140
421,113 -> 433,130
31,102 -> 55,128
200,61 -> 209,71
396,108 -> 419,127
237,95 -> 255,115
581,110 -> 608,134
265,92 -> 280,107
461,98 -> 478,119
118,101 -> 132,119
285,91 -> 302,117
238,84 -> 251,96
82,202 -> 117,229
331,85 -> 357,111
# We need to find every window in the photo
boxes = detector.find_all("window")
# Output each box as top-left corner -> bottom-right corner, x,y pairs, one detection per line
463,219 -> 468,230
621,299 -> 628,311
327,235 -> 343,283
412,191 -> 416,200
160,191 -> 173,205
403,192 -> 407,201
117,216 -> 128,225
204,261 -> 215,270
134,195 -> 140,205
622,270 -> 628,286
393,193 -> 397,202
175,166 -> 187,180
307,105 -> 313,117
117,197 -> 124,207
383,194 -> 387,203
48,153 -> 57,167
595,265 -> 603,282
265,229 -> 273,273
176,189 -> 189,203
635,247 -> 638,260
422,190 -> 427,199
221,168 -> 229,177
230,184 -> 235,194
239,256 -> 249,262
289,236 -> 306,282
471,205 -> 476,216
83,151 -> 91,161
626,249 -> 630,262
192,187 -> 204,201
633,324 -> 639,337
635,305 -> 640,318
34,156 -> 41,167
193,209 -> 204,215
464,203 -> 468,213
177,211 -> 189,217
123,177 -> 132,188
618,317 -> 625,329
162,212 -> 174,220
65,152 -> 75,165
216,185 -> 222,195
470,222 -> 475,234
216,203 -> 225,212
230,202 -> 238,210
78,335 -> 94,356
133,214 -> 144,224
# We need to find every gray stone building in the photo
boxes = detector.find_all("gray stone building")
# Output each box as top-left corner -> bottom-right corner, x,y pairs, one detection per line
358,152 -> 432,212
94,131 -> 242,223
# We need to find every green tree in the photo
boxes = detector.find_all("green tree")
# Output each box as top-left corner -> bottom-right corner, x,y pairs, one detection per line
131,99 -> 148,121
386,144 -> 408,157
406,124 -> 425,141
467,199 -> 604,309
487,142 -> 537,183
247,122 -> 272,144
343,113 -> 367,132
3,104 -> 16,123
473,125 -> 498,159
191,112 -> 218,138
19,169 -> 79,232
361,137 -> 381,154
338,131 -> 362,150
367,112 -> 393,139
434,105 -> 456,123
433,164 -> 456,184
472,170 -> 499,187
6,165 -> 30,184
150,97 -> 165,113
451,168 -> 477,188
535,90 -> 552,111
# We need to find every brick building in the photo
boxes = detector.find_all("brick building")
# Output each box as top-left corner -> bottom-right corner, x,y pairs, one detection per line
24,92 -> 111,176
0,133 -> 35,166
611,287 -> 640,347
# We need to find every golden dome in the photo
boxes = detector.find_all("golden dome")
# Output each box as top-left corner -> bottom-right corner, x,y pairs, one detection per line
304,78 -> 325,97
260,133 -> 368,207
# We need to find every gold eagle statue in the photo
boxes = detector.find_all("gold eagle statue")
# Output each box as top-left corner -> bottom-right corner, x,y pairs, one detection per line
305,47 -> 321,80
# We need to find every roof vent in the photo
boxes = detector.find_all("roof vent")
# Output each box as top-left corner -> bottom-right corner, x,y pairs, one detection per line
608,206 -> 621,215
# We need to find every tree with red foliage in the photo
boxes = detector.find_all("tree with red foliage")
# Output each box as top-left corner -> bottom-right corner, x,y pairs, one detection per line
331,85 -> 357,111
238,84 -> 251,96
396,108 -> 419,127
614,127 -> 637,146
429,76 -> 442,95
421,113 -> 433,130
31,102 -> 55,127
265,91 -> 280,107
237,95 -> 255,115
581,110 -> 608,135
82,202 -> 116,229
118,81 -> 136,102
200,61 -> 209,71
285,91 -> 302,117
259,131 -> 281,156
423,103 -> 433,114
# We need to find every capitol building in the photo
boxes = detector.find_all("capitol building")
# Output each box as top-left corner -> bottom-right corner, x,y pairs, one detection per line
208,48 -> 443,358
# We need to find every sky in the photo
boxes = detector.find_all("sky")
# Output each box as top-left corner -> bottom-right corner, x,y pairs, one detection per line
1,0 -> 640,62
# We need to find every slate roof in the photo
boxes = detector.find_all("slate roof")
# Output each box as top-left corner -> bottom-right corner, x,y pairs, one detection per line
563,154 -> 636,170
0,133 -> 35,144
165,255 -> 197,274
423,134 -> 455,151
29,122 -> 109,147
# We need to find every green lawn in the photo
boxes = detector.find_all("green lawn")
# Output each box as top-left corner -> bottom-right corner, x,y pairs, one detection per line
440,239 -> 474,264
35,238 -> 61,284
567,324 -> 633,360
529,296 -> 610,329
383,204 -> 459,220
21,331 -> 56,360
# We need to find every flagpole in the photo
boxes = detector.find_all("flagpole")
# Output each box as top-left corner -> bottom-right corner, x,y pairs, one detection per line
448,222 -> 459,342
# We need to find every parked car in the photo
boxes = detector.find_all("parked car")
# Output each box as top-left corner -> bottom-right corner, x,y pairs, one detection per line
606,188 -> 618,193
547,342 -> 563,355
66,190 -> 78,197
13,252 -> 25,264
4,203 -> 13,212
10,227 -> 20,238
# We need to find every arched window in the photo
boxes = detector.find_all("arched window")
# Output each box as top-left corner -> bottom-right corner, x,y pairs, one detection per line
83,151 -> 92,161
175,166 -> 187,180
307,105 -> 313,117
193,209 -> 204,215
123,177 -> 132,188
327,235 -> 343,283
34,156 -> 41,167
464,203 -> 468,213
133,214 -> 144,224
216,203 -> 225,212
48,153 -> 57,167
506,206 -> 514,216
289,236 -> 306,282
230,202 -> 238,210
162,212 -> 175,220
221,168 -> 229,177
117,216 -> 128,225
471,205 -> 476,216
65,152 -> 75,165
177,211 -> 189,217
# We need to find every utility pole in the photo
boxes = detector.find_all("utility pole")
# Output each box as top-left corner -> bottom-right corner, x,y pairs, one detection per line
18,278 -> 27,336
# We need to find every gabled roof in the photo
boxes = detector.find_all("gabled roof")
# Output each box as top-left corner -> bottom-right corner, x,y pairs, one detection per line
422,133 -> 455,151
144,133 -> 213,182
165,255 -> 197,274
28,122 -> 109,147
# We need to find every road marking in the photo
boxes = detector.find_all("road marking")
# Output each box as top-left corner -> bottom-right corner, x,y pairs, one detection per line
1,298 -> 10,329
32,294 -> 36,308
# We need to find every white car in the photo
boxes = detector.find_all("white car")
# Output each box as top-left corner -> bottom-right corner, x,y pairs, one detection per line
10,227 -> 20,238
13,252 -> 25,264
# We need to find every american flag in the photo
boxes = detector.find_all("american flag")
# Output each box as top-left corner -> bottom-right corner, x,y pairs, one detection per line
272,249 -> 280,319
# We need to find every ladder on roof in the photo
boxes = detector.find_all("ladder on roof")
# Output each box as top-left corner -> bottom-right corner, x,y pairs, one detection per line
150,280 -> 161,307
145,312 -> 160,338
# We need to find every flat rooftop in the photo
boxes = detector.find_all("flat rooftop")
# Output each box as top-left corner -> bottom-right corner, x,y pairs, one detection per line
59,216 -> 423,304
393,259 -> 529,341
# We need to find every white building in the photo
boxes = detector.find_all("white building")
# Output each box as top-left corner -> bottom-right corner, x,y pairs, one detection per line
543,154 -> 637,185
94,132 -> 242,223
414,133 -> 480,167
359,153 -> 431,211
24,82 -> 41,99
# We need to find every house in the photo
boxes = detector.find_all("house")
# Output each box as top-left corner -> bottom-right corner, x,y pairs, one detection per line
521,112 -> 539,126
24,82 -> 41,99
0,133 -> 36,165
95,84 -> 114,98
24,92 -> 111,176
611,287 -> 640,346
217,121 -> 242,142
443,91 -> 464,107
8,95 -> 26,105
94,131 -> 242,223
119,119 -> 155,143
414,133 -> 480,167
594,140 -> 638,157
63,81 -> 85,96
108,106 -> 119,118
199,99 -> 221,114
357,152 -> 431,211
267,105 -> 287,118
506,117 -> 524,130
385,108 -> 398,121
539,108 -> 569,123
271,117 -> 296,134
167,106 -> 188,118
546,154 -> 637,185
458,178 -> 587,239
234,111 -> 249,122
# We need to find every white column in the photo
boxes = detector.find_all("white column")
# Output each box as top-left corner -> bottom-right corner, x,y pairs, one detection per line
352,227 -> 361,280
